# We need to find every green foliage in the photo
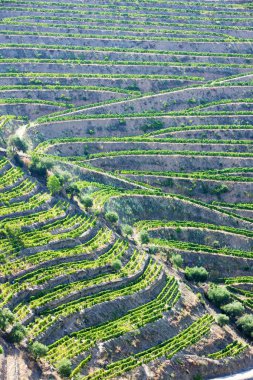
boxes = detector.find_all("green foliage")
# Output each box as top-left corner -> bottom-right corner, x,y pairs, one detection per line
4,226 -> 24,252
30,341 -> 48,358
8,135 -> 28,153
56,358 -> 72,377
216,314 -> 229,326
207,286 -> 230,306
210,184 -> 229,195
193,375 -> 203,380
29,156 -> 53,177
111,259 -> 122,271
185,266 -> 208,282
140,119 -> 164,132
171,254 -> 183,268
47,175 -> 62,195
0,345 -> 3,354
208,340 -> 247,359
139,230 -> 149,244
9,323 -> 27,343
222,301 -> 245,317
121,224 -> 133,237
0,308 -> 15,331
66,183 -> 80,199
105,211 -> 119,223
236,314 -> 253,338
81,196 -> 93,209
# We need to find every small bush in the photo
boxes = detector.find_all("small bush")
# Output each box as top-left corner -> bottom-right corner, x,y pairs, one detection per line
207,286 -> 230,306
236,314 -> 253,338
9,323 -> 27,343
121,224 -> 133,236
149,246 -> 158,255
196,292 -> 205,305
30,341 -> 48,358
8,135 -> 28,153
185,266 -> 208,282
139,231 -> 149,244
222,301 -> 245,318
210,184 -> 229,195
29,156 -> 53,177
105,211 -> 119,223
216,314 -> 229,326
0,345 -> 3,354
56,358 -> 72,377
47,175 -> 61,195
171,254 -> 183,268
111,259 -> 122,271
66,183 -> 80,200
193,375 -> 203,380
0,308 -> 15,331
81,196 -> 93,210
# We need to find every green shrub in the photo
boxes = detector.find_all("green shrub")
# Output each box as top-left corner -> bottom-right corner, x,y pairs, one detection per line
210,184 -> 229,195
139,231 -> 149,244
196,292 -> 205,305
185,266 -> 208,282
171,254 -> 183,268
9,323 -> 27,343
222,301 -> 245,317
121,224 -> 133,236
0,308 -> 15,331
216,314 -> 229,326
8,135 -> 28,153
66,183 -> 80,200
111,259 -> 122,271
56,358 -> 72,377
81,196 -> 93,210
29,156 -> 53,177
0,345 -> 3,354
105,211 -> 119,223
47,175 -> 62,195
207,286 -> 230,306
236,314 -> 253,338
149,246 -> 158,255
193,375 -> 203,380
30,341 -> 48,358
140,119 -> 164,132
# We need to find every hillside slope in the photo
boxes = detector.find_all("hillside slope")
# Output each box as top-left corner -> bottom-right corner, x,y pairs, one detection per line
0,0 -> 252,379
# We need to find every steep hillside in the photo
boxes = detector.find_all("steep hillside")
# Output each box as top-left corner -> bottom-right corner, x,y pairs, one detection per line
0,0 -> 252,379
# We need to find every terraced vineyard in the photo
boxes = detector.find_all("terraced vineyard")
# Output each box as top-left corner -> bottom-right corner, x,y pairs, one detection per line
0,0 -> 252,379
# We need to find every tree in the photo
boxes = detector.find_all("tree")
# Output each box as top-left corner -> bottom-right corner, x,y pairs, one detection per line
216,314 -> 229,326
81,196 -> 93,210
139,230 -> 149,244
121,224 -> 133,237
111,259 -> 122,271
207,286 -> 230,306
185,266 -> 208,282
171,254 -> 183,268
47,175 -> 61,195
236,314 -> 253,338
30,341 -> 48,358
8,135 -> 28,154
29,156 -> 53,177
66,183 -> 80,200
56,358 -> 72,377
9,323 -> 27,343
105,211 -> 119,224
222,301 -> 245,318
0,308 -> 15,331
